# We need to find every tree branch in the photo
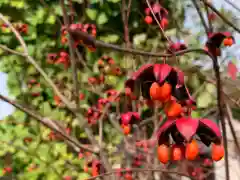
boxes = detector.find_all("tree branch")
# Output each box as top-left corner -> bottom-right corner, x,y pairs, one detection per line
225,103 -> 240,154
60,0 -> 80,107
86,168 -> 193,180
191,0 -> 209,35
201,0 -> 240,33
0,94 -> 98,154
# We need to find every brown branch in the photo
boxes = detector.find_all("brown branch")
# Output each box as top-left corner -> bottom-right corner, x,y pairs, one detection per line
0,12 -> 98,149
190,2 -> 230,179
60,0 -> 80,107
86,168 -> 193,180
224,0 -> 240,13
201,0 -> 240,33
0,44 -> 25,56
0,139 -> 62,178
68,28 -> 212,59
225,103 -> 240,154
0,94 -> 98,154
191,0 -> 209,35
204,3 -> 213,33
211,56 -> 230,180
0,13 -> 76,111
121,0 -> 132,47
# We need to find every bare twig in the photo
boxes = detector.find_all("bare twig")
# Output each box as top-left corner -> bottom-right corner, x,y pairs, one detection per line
224,0 -> 240,13
1,140 -> 62,178
201,0 -> 240,33
212,56 -> 230,180
86,168 -> 193,180
60,0 -> 80,107
191,0 -> 209,35
0,13 -> 76,111
0,94 -> 98,154
121,0 -> 132,47
225,103 -> 240,153
0,44 -> 25,56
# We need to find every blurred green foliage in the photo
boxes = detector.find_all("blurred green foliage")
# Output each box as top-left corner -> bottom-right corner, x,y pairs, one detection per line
0,0 -> 238,179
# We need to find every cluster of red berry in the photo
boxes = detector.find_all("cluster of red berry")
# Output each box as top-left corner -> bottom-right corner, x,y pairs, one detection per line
48,127 -> 71,141
144,3 -> 168,29
47,51 -> 70,69
86,89 -> 119,125
124,62 -> 224,163
83,160 -> 103,177
1,23 -> 28,34
61,23 -> 96,49
2,167 -> 12,175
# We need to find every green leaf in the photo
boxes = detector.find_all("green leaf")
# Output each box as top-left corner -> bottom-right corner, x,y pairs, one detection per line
10,0 -> 25,9
77,173 -> 90,180
46,15 -> 56,24
206,83 -> 216,94
99,34 -> 120,43
40,102 -> 52,116
86,8 -> 97,20
191,111 -> 201,118
107,0 -> 121,3
197,92 -> 213,108
13,110 -> 26,122
97,12 -> 108,25
133,33 -> 147,46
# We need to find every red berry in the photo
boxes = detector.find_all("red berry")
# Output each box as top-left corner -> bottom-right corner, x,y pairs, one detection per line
185,140 -> 199,160
160,18 -> 168,29
150,82 -> 172,102
172,144 -> 185,161
157,144 -> 169,164
64,176 -> 72,180
125,173 -> 133,180
121,124 -> 131,135
211,143 -> 224,161
223,37 -> 234,46
145,16 -> 153,24
164,101 -> 182,118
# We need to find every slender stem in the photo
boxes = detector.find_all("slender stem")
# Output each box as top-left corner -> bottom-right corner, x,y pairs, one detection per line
212,57 -> 230,180
224,0 -> 240,13
204,4 -> 213,33
60,0 -> 80,107
0,94 -> 98,154
225,103 -> 240,153
87,168 -> 193,180
201,0 -> 240,33
191,0 -> 209,35
0,13 -> 76,111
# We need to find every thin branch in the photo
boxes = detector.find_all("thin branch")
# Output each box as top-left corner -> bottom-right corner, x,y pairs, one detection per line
121,0 -> 132,47
204,3 -> 213,33
191,0 -> 209,35
86,168 -> 193,180
69,28 -> 211,58
0,44 -> 25,56
60,0 -> 80,107
224,0 -> 240,13
201,0 -> 240,33
225,103 -> 240,154
0,94 -> 98,154
0,13 -> 98,148
190,3 -> 230,179
0,13 -> 76,111
212,56 -> 230,180
1,140 -> 62,178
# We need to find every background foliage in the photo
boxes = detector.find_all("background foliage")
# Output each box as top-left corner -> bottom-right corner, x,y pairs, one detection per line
0,0 -> 239,179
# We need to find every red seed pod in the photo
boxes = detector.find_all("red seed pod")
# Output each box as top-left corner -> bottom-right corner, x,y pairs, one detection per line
157,144 -> 170,164
211,143 -> 224,161
185,140 -> 199,160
